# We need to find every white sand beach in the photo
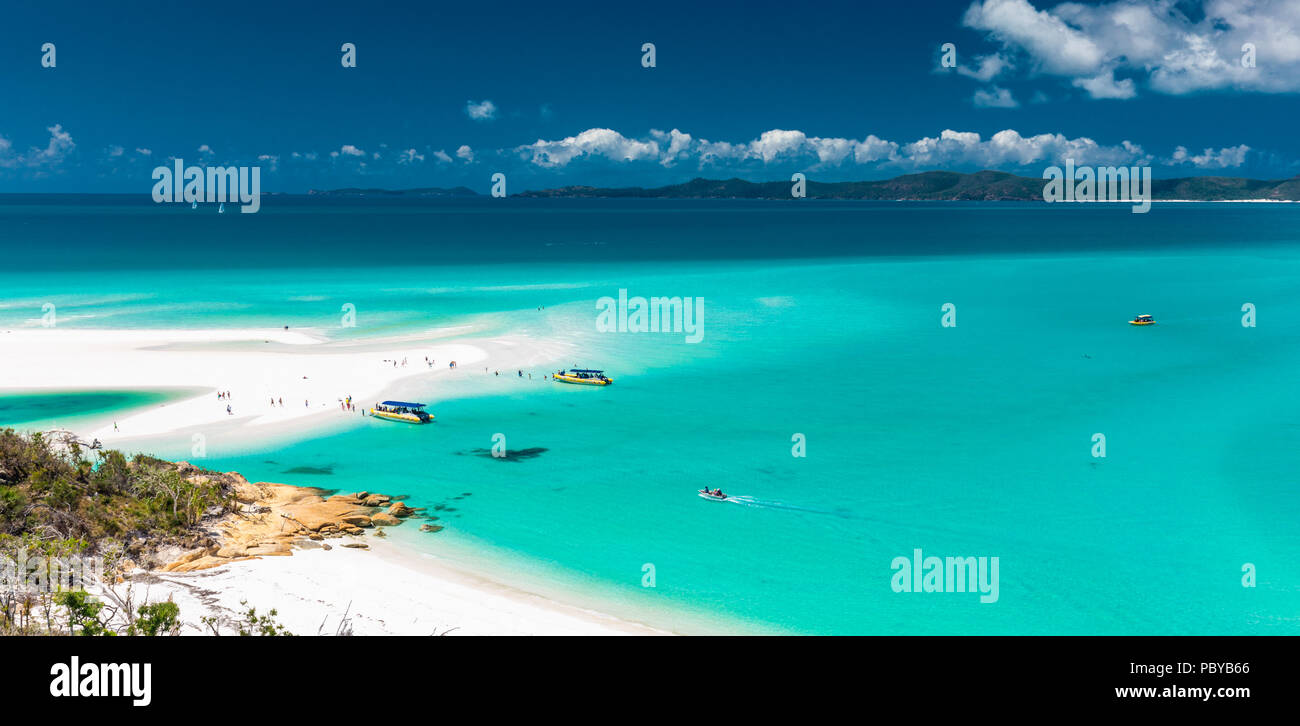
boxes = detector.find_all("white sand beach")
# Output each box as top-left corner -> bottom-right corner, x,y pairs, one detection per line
0,325 -> 573,446
112,537 -> 666,636
0,325 -> 656,636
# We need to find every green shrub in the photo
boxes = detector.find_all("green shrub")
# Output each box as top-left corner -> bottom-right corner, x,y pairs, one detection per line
129,601 -> 180,636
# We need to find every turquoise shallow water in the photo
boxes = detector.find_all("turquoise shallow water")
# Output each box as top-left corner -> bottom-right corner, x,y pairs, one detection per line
0,390 -> 175,428
2,198 -> 1299,634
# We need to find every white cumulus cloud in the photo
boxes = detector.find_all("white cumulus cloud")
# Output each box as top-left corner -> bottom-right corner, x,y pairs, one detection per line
0,125 -> 76,171
507,126 -> 1171,171
962,0 -> 1300,98
465,100 -> 498,121
957,53 -> 1014,82
1168,144 -> 1251,168
515,128 -> 660,168
973,85 -> 1020,107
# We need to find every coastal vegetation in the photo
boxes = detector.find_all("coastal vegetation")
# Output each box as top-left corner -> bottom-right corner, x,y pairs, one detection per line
0,429 -> 235,546
0,428 -> 314,635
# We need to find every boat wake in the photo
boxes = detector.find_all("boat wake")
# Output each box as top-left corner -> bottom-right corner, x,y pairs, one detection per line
715,494 -> 858,520
719,494 -> 1026,548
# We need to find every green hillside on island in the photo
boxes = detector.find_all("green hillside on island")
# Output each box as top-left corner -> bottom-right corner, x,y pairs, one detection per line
514,170 -> 1300,201
301,172 -> 1300,201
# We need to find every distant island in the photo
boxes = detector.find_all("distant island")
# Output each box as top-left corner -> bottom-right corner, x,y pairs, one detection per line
307,186 -> 479,197
303,171 -> 1300,202
515,171 -> 1300,202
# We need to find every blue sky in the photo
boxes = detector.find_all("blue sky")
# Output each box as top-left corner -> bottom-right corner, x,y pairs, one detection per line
1,0 -> 1297,192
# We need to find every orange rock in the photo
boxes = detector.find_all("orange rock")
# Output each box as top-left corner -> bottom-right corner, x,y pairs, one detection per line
387,502 -> 415,518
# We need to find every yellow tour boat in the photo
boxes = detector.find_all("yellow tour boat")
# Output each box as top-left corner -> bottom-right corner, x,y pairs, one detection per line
1129,314 -> 1155,326
369,400 -> 433,423
552,368 -> 613,386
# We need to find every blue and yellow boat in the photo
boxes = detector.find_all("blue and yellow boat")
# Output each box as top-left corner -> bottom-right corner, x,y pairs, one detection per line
369,400 -> 433,423
1129,314 -> 1155,326
552,368 -> 613,386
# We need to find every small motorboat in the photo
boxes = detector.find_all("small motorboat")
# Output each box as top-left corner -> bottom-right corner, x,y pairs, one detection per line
553,368 -> 613,386
369,400 -> 434,424
698,488 -> 728,501
1129,314 -> 1155,326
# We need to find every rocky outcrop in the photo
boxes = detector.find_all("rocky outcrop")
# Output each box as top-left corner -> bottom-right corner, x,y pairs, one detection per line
163,484 -> 418,573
